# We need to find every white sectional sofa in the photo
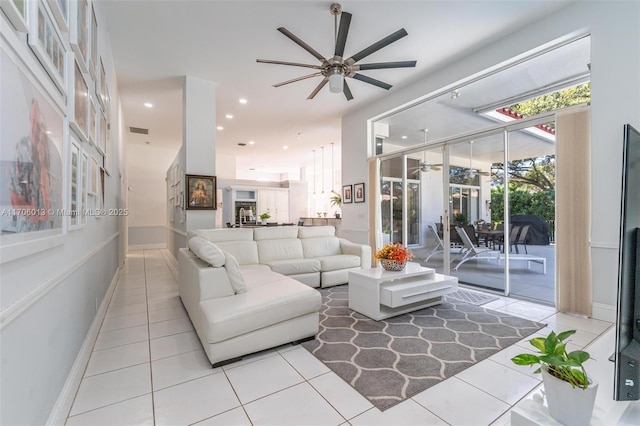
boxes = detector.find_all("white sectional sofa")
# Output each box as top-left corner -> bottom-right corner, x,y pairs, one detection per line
189,226 -> 371,288
178,226 -> 371,366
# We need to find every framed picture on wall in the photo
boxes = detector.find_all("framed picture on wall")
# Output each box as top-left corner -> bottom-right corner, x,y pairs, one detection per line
47,0 -> 69,32
0,45 -> 66,263
185,174 -> 216,210
70,136 -> 82,228
342,184 -> 352,204
354,183 -> 365,203
89,3 -> 98,78
1,0 -> 30,32
28,0 -> 66,95
88,93 -> 97,147
69,0 -> 88,72
67,52 -> 89,141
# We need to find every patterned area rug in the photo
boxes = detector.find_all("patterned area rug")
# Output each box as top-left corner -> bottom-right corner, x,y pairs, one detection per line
444,288 -> 499,306
302,285 -> 544,411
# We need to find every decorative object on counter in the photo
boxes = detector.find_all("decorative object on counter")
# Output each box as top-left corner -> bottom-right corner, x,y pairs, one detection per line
259,212 -> 271,222
354,182 -> 365,203
511,330 -> 597,426
373,243 -> 413,271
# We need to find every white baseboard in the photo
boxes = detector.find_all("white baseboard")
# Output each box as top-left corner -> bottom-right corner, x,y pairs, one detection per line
45,267 -> 121,426
128,243 -> 167,251
592,302 -> 616,323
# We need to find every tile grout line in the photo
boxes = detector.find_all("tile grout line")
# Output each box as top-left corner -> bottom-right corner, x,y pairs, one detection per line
142,250 -> 157,426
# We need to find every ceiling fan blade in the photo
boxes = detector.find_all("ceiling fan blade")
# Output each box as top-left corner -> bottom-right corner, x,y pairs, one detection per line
334,12 -> 352,58
273,72 -> 322,87
343,79 -> 354,101
347,28 -> 408,64
307,77 -> 329,100
357,60 -> 417,70
257,59 -> 322,70
351,73 -> 392,90
431,167 -> 442,171
277,27 -> 327,64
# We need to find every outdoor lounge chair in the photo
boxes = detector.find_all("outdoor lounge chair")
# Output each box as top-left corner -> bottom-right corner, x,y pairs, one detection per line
452,226 -> 500,271
424,223 -> 445,262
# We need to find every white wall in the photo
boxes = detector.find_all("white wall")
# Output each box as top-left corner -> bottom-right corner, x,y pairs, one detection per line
0,3 -> 125,423
342,1 -> 640,319
127,144 -> 178,249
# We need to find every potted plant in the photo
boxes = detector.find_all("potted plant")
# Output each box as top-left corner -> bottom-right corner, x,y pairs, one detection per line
330,191 -> 342,218
511,330 -> 598,426
454,213 -> 468,226
259,212 -> 271,223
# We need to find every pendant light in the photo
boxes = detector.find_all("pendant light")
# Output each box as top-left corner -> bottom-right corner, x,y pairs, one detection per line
331,143 -> 335,191
312,149 -> 316,195
321,146 -> 325,194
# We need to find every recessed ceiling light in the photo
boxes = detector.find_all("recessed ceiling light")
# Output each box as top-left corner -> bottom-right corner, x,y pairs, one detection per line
283,146 -> 288,149
239,98 -> 247,104
145,141 -> 151,144
225,114 -> 234,119
401,135 -> 407,139
144,102 -> 153,108
45,130 -> 52,134
217,126 -> 224,130
248,141 -> 255,145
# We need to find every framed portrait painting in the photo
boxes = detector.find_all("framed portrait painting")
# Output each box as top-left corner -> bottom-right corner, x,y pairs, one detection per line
342,184 -> 352,204
354,183 -> 365,203
185,175 -> 216,210
1,44 -> 65,263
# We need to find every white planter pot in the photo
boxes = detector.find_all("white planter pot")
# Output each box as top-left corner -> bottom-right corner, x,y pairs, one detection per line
542,367 -> 598,426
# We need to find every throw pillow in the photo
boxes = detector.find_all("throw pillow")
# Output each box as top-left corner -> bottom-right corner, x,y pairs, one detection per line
223,251 -> 246,294
188,237 -> 225,267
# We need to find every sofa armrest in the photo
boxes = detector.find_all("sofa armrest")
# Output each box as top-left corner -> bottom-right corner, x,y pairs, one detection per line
338,239 -> 372,269
178,248 -> 235,311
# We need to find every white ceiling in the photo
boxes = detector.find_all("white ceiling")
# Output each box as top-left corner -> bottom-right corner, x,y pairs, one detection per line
101,0 -> 576,177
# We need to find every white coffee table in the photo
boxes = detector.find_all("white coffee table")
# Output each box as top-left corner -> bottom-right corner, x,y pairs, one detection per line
348,262 -> 458,320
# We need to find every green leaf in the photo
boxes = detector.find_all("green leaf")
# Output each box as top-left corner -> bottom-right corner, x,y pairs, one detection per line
553,342 -> 566,356
539,354 -> 567,366
557,330 -> 576,342
544,332 -> 558,353
511,354 -> 540,366
533,367 -> 542,374
567,350 -> 590,364
529,337 -> 546,352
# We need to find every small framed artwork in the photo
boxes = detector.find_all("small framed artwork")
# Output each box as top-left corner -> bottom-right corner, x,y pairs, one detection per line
98,57 -> 106,110
185,174 -> 216,210
28,0 -> 66,95
90,156 -> 98,195
88,93 -> 97,148
67,52 -> 89,141
69,0 -> 89,72
1,0 -> 29,32
70,136 -> 82,228
81,152 -> 88,223
342,184 -> 353,204
354,183 -> 365,203
89,4 -> 98,79
47,0 -> 69,32
99,111 -> 107,156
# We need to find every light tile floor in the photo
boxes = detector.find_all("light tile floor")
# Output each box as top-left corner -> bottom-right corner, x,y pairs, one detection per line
66,250 -> 614,426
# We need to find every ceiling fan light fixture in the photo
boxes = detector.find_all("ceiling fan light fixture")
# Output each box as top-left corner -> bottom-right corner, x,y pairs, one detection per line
329,69 -> 344,93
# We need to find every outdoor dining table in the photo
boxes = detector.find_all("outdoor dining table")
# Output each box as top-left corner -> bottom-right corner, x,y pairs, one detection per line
476,229 -> 504,249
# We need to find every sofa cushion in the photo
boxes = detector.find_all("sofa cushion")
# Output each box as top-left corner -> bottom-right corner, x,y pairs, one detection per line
298,226 -> 335,238
188,237 -> 225,267
315,254 -> 361,271
213,241 -> 259,266
193,228 -> 254,242
198,275 -> 321,344
301,236 -> 342,258
257,239 -> 304,263
223,252 -> 246,294
264,258 -> 321,276
254,226 -> 299,240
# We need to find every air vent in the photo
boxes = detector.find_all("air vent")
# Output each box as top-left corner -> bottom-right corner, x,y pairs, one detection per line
129,126 -> 149,135
237,143 -> 247,146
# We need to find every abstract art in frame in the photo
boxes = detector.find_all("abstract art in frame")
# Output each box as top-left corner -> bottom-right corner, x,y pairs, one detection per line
0,44 -> 65,262
354,183 -> 365,203
185,175 -> 216,210
28,0 -> 66,95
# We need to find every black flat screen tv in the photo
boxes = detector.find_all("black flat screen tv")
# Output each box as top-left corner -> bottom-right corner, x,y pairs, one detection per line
614,124 -> 640,401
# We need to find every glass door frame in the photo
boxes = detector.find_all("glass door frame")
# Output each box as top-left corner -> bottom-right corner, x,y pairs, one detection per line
373,111 -> 556,296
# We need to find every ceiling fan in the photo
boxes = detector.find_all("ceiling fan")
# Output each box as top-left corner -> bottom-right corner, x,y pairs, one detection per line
409,130 -> 442,175
465,141 -> 491,178
256,3 -> 417,101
